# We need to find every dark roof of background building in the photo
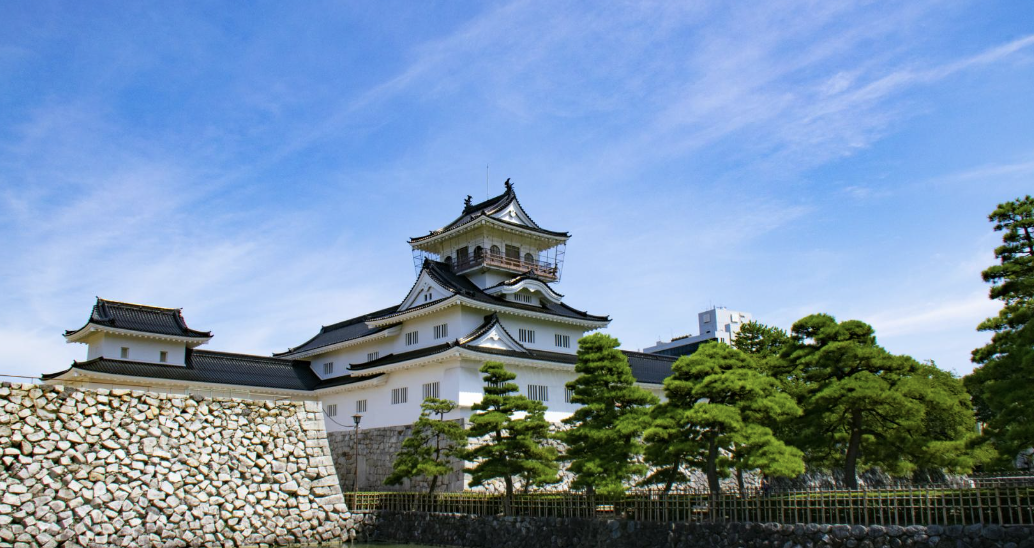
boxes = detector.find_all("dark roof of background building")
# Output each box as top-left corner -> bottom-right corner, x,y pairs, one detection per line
623,351 -> 678,385
43,349 -> 317,391
65,298 -> 212,339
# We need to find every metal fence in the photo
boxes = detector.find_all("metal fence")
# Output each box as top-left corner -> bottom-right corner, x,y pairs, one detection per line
345,486 -> 1034,526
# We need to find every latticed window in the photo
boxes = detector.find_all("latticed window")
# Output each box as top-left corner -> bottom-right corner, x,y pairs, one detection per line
356,399 -> 367,413
325,404 -> 338,417
323,362 -> 334,375
405,331 -> 419,345
367,351 -> 379,361
528,384 -> 548,402
434,323 -> 448,339
391,387 -> 408,405
565,387 -> 575,403
519,329 -> 535,344
555,334 -> 571,348
422,381 -> 440,400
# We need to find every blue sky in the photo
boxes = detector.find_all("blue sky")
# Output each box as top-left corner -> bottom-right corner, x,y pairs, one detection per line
1,1 -> 1032,378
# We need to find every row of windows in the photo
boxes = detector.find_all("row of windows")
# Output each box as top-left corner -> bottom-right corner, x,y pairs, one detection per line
118,347 -> 169,363
325,400 -> 369,417
326,381 -> 576,416
529,384 -> 576,403
446,245 -> 538,267
320,327 -> 571,380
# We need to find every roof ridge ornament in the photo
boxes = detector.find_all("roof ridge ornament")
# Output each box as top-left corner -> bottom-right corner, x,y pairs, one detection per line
503,178 -> 512,192
464,195 -> 472,208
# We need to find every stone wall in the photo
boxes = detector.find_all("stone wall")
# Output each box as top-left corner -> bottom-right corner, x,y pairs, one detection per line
0,383 -> 357,547
368,512 -> 1034,548
328,425 -> 464,494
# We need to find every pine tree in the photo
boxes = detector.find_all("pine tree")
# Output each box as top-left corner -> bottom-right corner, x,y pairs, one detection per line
643,342 -> 803,497
465,361 -> 558,513
384,398 -> 467,495
787,314 -> 986,487
561,333 -> 658,497
965,195 -> 1034,467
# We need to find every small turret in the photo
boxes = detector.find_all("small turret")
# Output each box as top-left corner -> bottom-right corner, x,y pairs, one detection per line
409,180 -> 568,288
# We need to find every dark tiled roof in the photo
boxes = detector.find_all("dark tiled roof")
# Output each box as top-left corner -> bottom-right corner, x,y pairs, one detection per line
623,351 -> 677,385
65,298 -> 212,339
409,183 -> 569,243
349,343 -> 456,371
276,306 -> 399,356
314,372 -> 385,390
486,271 -> 565,297
408,260 -> 607,323
42,350 -> 318,391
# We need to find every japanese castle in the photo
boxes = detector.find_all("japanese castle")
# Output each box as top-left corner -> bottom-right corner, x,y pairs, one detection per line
43,181 -> 676,431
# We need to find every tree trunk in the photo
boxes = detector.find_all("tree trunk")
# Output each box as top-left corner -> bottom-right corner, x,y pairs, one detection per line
706,437 -> 721,497
706,437 -> 721,521
428,474 -> 438,496
736,468 -> 746,497
844,409 -> 863,489
503,475 -> 514,516
662,457 -> 681,496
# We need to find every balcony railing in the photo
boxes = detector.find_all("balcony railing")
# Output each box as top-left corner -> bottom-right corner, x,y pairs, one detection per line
453,253 -> 558,280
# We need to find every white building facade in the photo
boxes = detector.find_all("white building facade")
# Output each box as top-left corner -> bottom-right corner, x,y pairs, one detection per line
43,181 -> 676,432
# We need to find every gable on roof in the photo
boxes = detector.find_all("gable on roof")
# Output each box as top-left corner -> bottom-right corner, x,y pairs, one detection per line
397,268 -> 456,311
459,313 -> 528,353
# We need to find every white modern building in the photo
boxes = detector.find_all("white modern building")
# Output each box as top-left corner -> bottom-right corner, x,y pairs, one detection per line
644,307 -> 752,358
43,180 -> 676,432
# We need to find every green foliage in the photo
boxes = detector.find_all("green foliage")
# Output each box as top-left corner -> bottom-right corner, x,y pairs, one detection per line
643,342 -> 803,496
465,361 -> 559,504
786,314 -> 987,487
561,333 -> 658,496
732,321 -> 789,360
384,398 -> 467,494
965,195 -> 1034,467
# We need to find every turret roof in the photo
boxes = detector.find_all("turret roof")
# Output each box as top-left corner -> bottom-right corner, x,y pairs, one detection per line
64,298 -> 212,340
409,180 -> 569,244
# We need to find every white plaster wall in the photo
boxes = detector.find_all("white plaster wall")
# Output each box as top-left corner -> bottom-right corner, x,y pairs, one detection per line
93,333 -> 187,365
318,360 -> 463,432
494,313 -> 587,355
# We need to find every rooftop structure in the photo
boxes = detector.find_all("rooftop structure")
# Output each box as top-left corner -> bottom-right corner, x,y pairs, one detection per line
644,307 -> 753,358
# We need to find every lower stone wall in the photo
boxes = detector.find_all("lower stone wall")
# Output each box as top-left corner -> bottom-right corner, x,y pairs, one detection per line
368,512 -> 1034,548
0,383 -> 356,547
328,425 -> 464,494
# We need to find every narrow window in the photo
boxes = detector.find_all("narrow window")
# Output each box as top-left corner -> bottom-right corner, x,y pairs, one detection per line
391,387 -> 408,405
367,351 -> 380,362
555,334 -> 571,348
434,323 -> 449,340
422,381 -> 440,400
120,347 -> 129,359
565,387 -> 575,403
356,399 -> 368,413
528,384 -> 548,402
159,351 -> 168,363
325,404 -> 338,417
513,293 -> 534,304
518,329 -> 535,344
323,362 -> 334,376
405,331 -> 419,346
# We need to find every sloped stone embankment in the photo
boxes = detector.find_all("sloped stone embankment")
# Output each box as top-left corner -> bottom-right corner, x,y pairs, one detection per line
0,383 -> 357,547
